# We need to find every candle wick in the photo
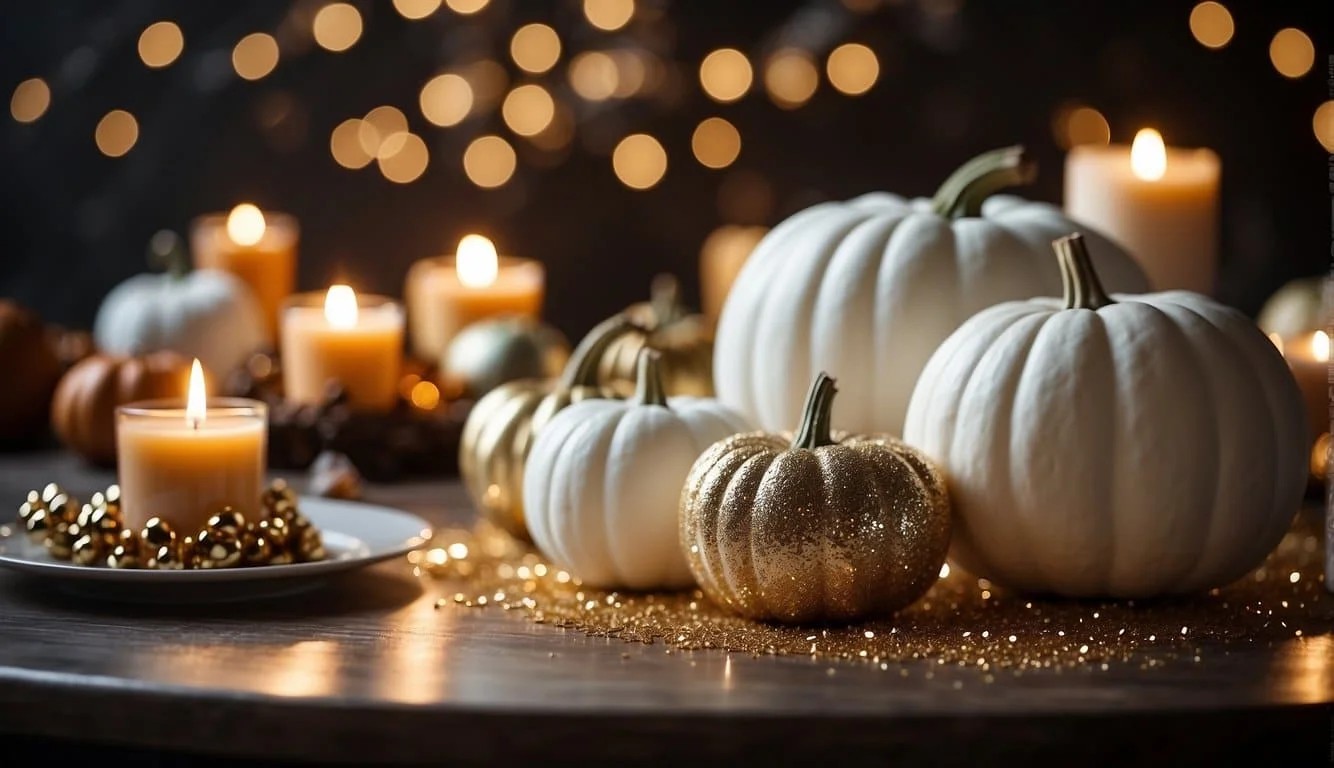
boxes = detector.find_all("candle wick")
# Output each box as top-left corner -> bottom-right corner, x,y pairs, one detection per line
191,418 -> 200,432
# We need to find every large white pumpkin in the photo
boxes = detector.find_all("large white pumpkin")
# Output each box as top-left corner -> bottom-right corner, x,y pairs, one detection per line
903,234 -> 1306,597
94,234 -> 265,377
714,146 -> 1148,436
524,351 -> 751,589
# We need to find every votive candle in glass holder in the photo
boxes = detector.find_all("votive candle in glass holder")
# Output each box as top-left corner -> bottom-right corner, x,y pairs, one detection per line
116,362 -> 266,534
191,204 -> 299,343
281,286 -> 404,411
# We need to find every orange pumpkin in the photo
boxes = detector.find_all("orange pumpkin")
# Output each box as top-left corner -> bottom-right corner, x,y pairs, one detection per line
0,301 -> 62,444
52,351 -> 193,465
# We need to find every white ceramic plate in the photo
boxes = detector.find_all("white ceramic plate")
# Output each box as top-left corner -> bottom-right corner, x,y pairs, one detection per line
0,497 -> 432,602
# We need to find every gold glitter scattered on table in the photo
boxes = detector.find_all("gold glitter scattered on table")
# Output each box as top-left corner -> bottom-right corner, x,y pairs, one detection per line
418,511 -> 1333,671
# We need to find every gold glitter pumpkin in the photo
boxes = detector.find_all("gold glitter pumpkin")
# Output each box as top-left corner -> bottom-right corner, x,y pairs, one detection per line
460,315 -> 638,539
680,373 -> 951,623
597,275 -> 714,397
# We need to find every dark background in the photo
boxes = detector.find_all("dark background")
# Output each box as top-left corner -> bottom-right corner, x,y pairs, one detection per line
1,0 -> 1329,341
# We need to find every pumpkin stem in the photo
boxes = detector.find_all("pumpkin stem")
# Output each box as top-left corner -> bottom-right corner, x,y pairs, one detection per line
791,372 -> 839,451
649,273 -> 684,327
633,349 -> 669,407
1055,233 -> 1115,311
930,146 -> 1037,219
561,314 -> 642,389
147,230 -> 191,280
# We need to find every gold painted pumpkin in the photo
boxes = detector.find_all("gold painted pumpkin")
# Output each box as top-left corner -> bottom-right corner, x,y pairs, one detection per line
681,372 -> 951,623
0,301 -> 63,445
51,351 -> 193,465
598,274 -> 714,397
460,315 -> 638,539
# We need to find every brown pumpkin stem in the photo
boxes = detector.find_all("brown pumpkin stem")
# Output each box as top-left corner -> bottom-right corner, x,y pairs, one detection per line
633,349 -> 669,407
561,314 -> 643,389
649,273 -> 685,327
791,372 -> 839,451
931,146 -> 1037,219
1054,233 -> 1114,311
147,230 -> 190,279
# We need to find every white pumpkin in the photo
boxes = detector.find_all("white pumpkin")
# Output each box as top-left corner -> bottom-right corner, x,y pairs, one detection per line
94,233 -> 265,377
714,146 -> 1148,437
903,234 -> 1306,597
524,351 -> 752,589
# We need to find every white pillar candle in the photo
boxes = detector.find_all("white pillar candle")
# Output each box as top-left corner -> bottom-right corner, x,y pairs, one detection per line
1065,129 -> 1220,294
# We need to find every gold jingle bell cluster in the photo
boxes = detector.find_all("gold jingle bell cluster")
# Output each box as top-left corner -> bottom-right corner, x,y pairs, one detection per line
16,481 -> 325,569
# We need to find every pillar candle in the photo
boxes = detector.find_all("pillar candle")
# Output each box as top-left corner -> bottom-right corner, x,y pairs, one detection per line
1065,129 -> 1220,294
116,361 -> 266,533
405,235 -> 544,364
191,204 -> 299,343
281,286 -> 404,411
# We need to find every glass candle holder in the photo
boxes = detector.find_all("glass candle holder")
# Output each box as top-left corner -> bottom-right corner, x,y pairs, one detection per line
405,255 -> 544,364
116,398 -> 268,534
280,290 -> 405,411
191,209 -> 300,343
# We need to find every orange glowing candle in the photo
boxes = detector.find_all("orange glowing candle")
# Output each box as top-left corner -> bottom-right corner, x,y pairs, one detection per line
190,203 -> 299,342
281,285 -> 404,411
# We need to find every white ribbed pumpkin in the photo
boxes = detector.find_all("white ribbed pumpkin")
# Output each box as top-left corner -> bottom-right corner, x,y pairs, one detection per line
903,234 -> 1306,597
715,146 -> 1148,437
524,352 -> 751,590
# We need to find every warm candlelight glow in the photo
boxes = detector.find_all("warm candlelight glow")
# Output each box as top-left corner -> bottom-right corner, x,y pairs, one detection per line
186,359 -> 206,427
324,284 -> 359,329
1268,332 -> 1284,357
457,235 -> 500,288
1130,129 -> 1167,181
226,203 -> 267,246
1313,330 -> 1329,363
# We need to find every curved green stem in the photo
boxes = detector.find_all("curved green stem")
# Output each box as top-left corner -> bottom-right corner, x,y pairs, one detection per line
791,372 -> 839,451
931,146 -> 1037,219
633,349 -> 669,407
561,314 -> 642,389
147,230 -> 190,279
649,273 -> 684,327
1054,233 -> 1114,310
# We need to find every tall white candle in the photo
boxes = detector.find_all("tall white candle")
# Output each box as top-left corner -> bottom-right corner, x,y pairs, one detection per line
1065,129 -> 1220,294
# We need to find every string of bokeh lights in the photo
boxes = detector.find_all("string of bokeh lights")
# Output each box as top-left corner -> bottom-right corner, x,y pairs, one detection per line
7,0 -> 1332,191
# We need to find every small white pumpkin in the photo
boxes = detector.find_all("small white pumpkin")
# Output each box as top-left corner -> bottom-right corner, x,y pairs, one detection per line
94,231 -> 265,377
903,234 -> 1306,597
715,146 -> 1148,437
524,350 -> 752,589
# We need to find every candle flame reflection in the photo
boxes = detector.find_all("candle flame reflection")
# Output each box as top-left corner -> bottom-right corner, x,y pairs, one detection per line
1268,332 -> 1284,357
456,234 -> 499,288
186,359 -> 206,427
226,203 -> 267,246
325,284 -> 359,329
1313,330 -> 1329,363
1130,128 -> 1167,181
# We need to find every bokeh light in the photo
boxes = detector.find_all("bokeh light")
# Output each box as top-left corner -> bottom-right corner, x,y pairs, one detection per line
410,380 -> 441,410
10,78 -> 50,123
313,3 -> 363,53
691,117 -> 741,169
1188,2 -> 1233,49
612,133 -> 667,190
330,118 -> 374,169
393,0 -> 442,20
699,48 -> 751,103
446,0 -> 489,15
360,106 -> 409,159
378,133 -> 430,183
1052,103 -> 1110,149
232,33 -> 279,81
95,110 -> 138,157
611,50 -> 649,97
461,59 -> 508,110
765,49 -> 818,109
1314,101 -> 1334,153
826,43 -> 878,96
138,21 -> 184,69
584,0 -> 635,32
502,84 -> 555,137
511,23 -> 562,74
569,51 -> 619,100
463,135 -> 517,188
1269,28 -> 1314,78
420,73 -> 473,127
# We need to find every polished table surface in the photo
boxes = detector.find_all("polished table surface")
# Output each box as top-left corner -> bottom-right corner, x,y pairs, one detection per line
0,450 -> 1330,765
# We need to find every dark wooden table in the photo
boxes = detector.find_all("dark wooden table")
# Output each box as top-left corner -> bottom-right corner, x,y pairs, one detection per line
0,451 -> 1330,765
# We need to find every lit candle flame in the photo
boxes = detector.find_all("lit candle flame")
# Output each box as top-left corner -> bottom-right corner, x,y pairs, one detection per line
324,284 -> 359,329
1268,332 -> 1284,357
186,358 -> 206,428
456,234 -> 499,288
1313,330 -> 1329,363
226,203 -> 267,246
1130,128 -> 1167,181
